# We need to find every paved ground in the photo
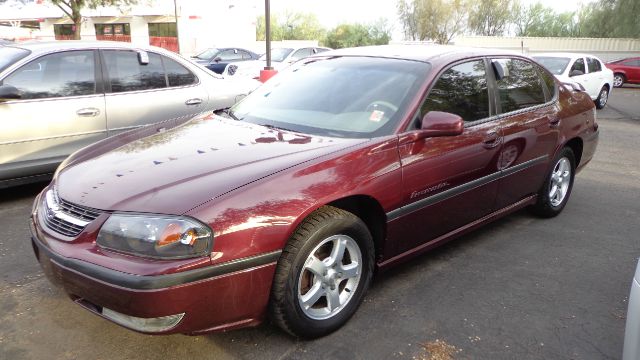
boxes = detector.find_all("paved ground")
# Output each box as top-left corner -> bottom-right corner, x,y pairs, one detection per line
1,87 -> 639,360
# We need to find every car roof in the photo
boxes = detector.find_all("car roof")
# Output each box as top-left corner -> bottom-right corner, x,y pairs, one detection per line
533,52 -> 603,60
6,40 -> 168,54
317,45 -> 521,64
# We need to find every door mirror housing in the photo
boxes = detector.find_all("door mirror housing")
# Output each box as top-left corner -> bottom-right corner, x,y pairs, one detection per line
0,84 -> 21,102
421,111 -> 464,137
213,56 -> 222,63
563,81 -> 585,92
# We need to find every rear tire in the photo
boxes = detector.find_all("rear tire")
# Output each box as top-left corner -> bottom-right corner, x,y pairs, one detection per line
269,206 -> 374,338
530,147 -> 576,218
595,86 -> 609,109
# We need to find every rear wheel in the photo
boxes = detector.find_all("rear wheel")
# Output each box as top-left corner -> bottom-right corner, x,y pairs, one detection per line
270,206 -> 374,338
530,147 -> 576,218
613,74 -> 625,88
595,86 -> 609,109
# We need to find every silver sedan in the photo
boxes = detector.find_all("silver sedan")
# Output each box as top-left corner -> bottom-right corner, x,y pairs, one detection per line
0,40 -> 259,188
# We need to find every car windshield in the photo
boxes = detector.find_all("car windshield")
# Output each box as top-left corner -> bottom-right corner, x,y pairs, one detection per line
533,56 -> 571,75
0,46 -> 30,73
231,56 -> 430,139
194,48 -> 219,60
259,48 -> 294,62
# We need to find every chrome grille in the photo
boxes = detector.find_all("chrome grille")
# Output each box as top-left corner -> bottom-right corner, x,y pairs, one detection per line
41,189 -> 102,238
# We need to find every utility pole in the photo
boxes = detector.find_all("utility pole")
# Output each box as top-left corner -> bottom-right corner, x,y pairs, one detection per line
260,0 -> 277,82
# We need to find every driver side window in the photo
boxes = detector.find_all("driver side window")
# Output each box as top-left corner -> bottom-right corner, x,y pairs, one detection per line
421,60 -> 489,123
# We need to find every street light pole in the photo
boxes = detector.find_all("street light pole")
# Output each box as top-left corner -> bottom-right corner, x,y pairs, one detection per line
260,0 -> 277,82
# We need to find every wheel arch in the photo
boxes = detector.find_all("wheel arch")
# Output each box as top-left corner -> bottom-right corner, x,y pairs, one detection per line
327,195 -> 387,263
564,137 -> 584,167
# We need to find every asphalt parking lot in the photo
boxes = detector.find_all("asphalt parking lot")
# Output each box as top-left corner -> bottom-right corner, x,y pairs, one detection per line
1,86 -> 639,360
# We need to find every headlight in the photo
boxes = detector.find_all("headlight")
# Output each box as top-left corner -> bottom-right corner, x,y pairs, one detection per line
97,214 -> 213,259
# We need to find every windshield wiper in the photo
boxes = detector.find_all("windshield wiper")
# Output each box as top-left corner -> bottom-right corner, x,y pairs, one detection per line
215,108 -> 240,120
260,123 -> 295,132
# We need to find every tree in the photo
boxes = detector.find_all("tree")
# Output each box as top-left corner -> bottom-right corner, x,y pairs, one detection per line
577,0 -> 639,38
323,20 -> 391,49
396,0 -> 468,44
49,0 -> 137,40
468,0 -> 517,36
256,11 -> 325,41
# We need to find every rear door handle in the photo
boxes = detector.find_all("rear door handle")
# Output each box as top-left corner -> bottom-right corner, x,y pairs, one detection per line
76,108 -> 100,117
185,98 -> 203,106
483,131 -> 500,149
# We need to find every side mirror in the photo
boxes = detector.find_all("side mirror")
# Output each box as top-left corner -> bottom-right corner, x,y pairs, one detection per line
0,84 -> 21,102
569,69 -> 584,77
214,56 -> 222,63
137,50 -> 149,65
563,81 -> 585,92
421,111 -> 464,137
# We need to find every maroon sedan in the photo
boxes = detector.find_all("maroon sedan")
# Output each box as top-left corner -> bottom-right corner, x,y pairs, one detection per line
607,57 -> 640,87
30,45 -> 599,338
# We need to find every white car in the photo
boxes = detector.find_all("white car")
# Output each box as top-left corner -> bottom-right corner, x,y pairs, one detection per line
533,53 -> 614,109
223,46 -> 331,79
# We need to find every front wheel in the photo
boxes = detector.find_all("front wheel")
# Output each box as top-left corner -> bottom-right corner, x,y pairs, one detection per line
595,86 -> 609,109
613,74 -> 625,88
269,206 -> 374,338
530,147 -> 576,218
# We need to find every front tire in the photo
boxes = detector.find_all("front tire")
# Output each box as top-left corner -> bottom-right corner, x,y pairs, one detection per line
595,86 -> 609,109
270,206 -> 374,338
530,147 -> 576,218
613,74 -> 625,88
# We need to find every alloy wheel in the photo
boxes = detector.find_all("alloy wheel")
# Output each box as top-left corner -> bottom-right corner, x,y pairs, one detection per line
297,234 -> 362,320
549,157 -> 571,207
614,75 -> 624,87
598,88 -> 608,108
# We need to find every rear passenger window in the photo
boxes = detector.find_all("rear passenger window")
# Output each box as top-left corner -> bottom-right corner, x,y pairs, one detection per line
587,57 -> 601,73
103,50 -> 165,93
163,56 -> 196,87
422,60 -> 489,122
536,64 -> 557,101
4,50 -> 96,99
494,58 -> 546,113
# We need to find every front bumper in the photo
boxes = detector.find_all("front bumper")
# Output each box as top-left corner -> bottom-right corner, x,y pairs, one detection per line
30,218 -> 280,335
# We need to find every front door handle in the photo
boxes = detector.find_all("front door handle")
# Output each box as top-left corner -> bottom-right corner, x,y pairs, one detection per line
185,98 -> 203,106
483,131 -> 500,149
76,108 -> 100,117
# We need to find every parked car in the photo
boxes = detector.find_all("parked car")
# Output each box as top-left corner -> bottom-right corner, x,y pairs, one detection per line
190,47 -> 259,74
0,39 -> 14,46
533,53 -> 613,109
606,57 -> 640,88
0,40 -> 259,188
624,259 -> 640,360
224,46 -> 331,78
30,45 -> 598,338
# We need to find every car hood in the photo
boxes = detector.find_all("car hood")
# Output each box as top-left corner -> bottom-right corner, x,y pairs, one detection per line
56,115 -> 365,214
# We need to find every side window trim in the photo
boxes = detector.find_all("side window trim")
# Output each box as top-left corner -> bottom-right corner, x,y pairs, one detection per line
160,53 -> 199,88
490,56 -> 554,117
409,57 -> 493,130
101,49 -> 195,94
3,49 -> 99,100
